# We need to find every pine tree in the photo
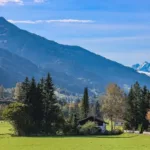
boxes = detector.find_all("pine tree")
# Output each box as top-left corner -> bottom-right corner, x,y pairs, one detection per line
28,78 -> 37,132
133,82 -> 142,129
81,87 -> 89,118
22,77 -> 30,104
42,73 -> 63,134
39,78 -> 44,91
124,86 -> 136,129
140,86 -> 149,130
35,83 -> 44,131
124,82 -> 147,130
25,77 -> 44,133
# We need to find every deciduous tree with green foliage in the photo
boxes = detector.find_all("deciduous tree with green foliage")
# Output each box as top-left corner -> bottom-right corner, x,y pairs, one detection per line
2,102 -> 31,136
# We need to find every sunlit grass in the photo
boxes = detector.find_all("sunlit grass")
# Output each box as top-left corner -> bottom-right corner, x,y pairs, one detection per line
0,121 -> 150,150
0,121 -> 13,135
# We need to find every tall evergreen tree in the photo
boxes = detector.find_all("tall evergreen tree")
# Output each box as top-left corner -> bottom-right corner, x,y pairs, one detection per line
133,82 -> 142,129
34,83 -> 44,131
24,77 -> 43,133
81,87 -> 89,118
124,82 -> 149,131
124,86 -> 136,129
140,86 -> 149,130
22,77 -> 30,104
39,77 -> 44,91
28,78 -> 37,132
42,73 -> 63,134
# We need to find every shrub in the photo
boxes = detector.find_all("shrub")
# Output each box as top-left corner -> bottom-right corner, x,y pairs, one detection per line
2,102 -> 32,136
79,121 -> 99,135
111,129 -> 123,135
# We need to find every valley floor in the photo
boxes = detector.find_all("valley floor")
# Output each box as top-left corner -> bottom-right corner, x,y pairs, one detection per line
0,121 -> 150,150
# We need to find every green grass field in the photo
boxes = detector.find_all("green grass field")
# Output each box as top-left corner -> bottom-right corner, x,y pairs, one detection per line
0,121 -> 150,150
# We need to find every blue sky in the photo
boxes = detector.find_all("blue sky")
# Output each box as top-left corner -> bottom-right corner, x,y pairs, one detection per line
0,0 -> 150,66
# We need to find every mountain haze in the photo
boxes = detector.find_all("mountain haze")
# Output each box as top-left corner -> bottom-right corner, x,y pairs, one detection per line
0,17 -> 150,93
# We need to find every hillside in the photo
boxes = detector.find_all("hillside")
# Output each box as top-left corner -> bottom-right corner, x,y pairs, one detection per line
0,48 -> 40,87
1,17 -> 150,93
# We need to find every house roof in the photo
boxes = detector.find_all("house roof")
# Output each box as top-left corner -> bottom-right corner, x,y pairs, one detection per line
78,116 -> 108,125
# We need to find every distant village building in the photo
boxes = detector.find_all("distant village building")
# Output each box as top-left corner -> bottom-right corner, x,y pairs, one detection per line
78,116 -> 108,133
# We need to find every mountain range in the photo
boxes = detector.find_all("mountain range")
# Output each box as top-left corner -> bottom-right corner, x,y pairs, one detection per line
0,17 -> 150,94
132,61 -> 150,77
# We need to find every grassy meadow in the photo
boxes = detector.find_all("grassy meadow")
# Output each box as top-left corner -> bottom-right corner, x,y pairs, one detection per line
0,121 -> 150,150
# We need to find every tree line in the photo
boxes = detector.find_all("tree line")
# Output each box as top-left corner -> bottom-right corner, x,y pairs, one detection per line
2,74 -> 98,136
124,82 -> 150,132
3,74 -> 64,135
1,74 -> 150,136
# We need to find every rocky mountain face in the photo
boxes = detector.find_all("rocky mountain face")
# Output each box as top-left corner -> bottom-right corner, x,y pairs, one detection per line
1,17 -> 150,93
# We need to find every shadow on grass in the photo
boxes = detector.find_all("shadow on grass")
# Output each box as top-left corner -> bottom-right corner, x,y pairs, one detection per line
0,133 -> 12,139
95,134 -> 139,138
10,134 -> 139,139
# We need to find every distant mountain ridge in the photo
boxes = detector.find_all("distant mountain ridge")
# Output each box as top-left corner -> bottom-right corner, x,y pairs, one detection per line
132,61 -> 150,77
1,17 -> 150,93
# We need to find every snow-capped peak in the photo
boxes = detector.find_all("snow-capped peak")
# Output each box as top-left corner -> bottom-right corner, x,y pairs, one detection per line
132,61 -> 150,72
132,61 -> 150,77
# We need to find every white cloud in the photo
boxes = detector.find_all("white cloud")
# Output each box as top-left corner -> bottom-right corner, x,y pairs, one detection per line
0,0 -> 23,5
8,19 -> 94,24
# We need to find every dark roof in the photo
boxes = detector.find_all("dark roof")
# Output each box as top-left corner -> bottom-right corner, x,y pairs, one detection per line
78,116 -> 108,125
